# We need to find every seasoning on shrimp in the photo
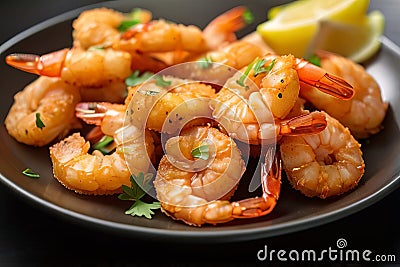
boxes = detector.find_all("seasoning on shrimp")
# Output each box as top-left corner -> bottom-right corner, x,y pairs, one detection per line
280,111 -> 365,199
5,76 -> 81,146
300,50 -> 388,138
154,126 -> 282,226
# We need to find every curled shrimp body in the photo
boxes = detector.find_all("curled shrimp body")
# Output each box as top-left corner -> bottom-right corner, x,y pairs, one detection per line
154,126 -> 281,226
124,76 -> 216,133
50,129 -> 154,195
51,102 -> 155,195
6,48 -> 132,88
300,51 -> 388,138
5,76 -> 81,146
72,7 -> 125,49
280,111 -> 365,199
72,7 -> 152,49
211,54 -> 351,145
113,6 -> 252,69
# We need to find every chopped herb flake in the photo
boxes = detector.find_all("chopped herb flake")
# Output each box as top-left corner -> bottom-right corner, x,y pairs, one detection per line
278,93 -> 283,98
197,55 -> 213,69
236,58 -> 257,87
35,113 -> 45,129
155,76 -> 171,87
118,19 -> 140,32
88,45 -> 106,51
191,145 -> 209,160
125,70 -> 154,86
306,54 -> 321,67
242,8 -> 254,25
253,58 -> 275,76
139,90 -> 160,96
22,168 -> 40,178
93,135 -> 115,155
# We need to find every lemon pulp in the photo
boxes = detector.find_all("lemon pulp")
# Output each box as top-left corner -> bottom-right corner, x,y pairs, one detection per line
257,0 -> 384,62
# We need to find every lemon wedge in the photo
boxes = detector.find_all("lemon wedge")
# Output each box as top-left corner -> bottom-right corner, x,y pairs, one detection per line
309,10 -> 384,62
257,0 -> 384,62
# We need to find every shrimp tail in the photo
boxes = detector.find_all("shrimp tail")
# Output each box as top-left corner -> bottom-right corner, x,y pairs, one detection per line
203,6 -> 253,49
295,58 -> 354,100
280,111 -> 327,136
232,146 -> 281,218
75,102 -> 108,125
6,48 -> 69,77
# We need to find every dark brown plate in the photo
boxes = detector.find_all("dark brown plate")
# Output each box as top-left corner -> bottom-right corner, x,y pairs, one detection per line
0,0 -> 399,243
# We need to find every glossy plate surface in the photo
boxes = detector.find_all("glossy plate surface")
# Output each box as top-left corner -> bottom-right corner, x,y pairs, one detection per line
0,0 -> 399,243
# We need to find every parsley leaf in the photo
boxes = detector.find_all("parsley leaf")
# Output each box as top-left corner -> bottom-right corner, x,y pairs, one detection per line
92,135 -> 115,155
125,200 -> 161,219
197,54 -> 213,69
35,113 -> 45,129
191,144 -> 209,160
118,8 -> 148,32
117,19 -> 140,32
118,172 -> 160,219
306,54 -> 321,67
22,168 -> 40,178
155,75 -> 171,87
242,8 -> 254,25
125,70 -> 154,86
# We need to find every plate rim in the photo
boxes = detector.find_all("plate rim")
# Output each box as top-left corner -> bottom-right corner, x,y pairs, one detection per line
1,1 -> 400,243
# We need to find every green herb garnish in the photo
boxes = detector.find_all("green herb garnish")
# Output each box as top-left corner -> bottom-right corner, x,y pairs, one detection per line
191,144 -> 209,160
242,8 -> 254,25
35,113 -> 45,129
88,45 -> 106,51
118,172 -> 160,219
125,70 -> 154,86
253,58 -> 275,76
155,75 -> 171,87
22,168 -> 40,178
236,58 -> 258,87
118,19 -> 141,32
139,90 -> 160,96
197,54 -> 213,69
93,135 -> 115,155
306,54 -> 321,67
118,8 -> 147,32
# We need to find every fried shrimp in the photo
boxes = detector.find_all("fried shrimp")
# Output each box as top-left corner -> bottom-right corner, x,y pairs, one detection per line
51,102 -> 155,195
72,7 -> 152,49
6,47 -> 132,88
124,76 -> 216,133
5,76 -> 81,146
210,54 -> 351,144
154,126 -> 281,226
300,50 -> 388,138
280,111 -> 365,199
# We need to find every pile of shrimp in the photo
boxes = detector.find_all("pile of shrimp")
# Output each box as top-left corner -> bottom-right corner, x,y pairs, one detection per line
4,6 -> 388,227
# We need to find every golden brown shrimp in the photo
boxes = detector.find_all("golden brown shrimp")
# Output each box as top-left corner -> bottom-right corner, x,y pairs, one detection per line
50,102 -> 155,195
210,54 -> 353,145
300,50 -> 388,138
72,7 -> 152,49
6,47 -> 132,88
6,6 -> 251,77
280,111 -> 365,199
124,76 -> 216,133
4,76 -> 81,147
154,126 -> 281,226
113,6 -> 253,69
